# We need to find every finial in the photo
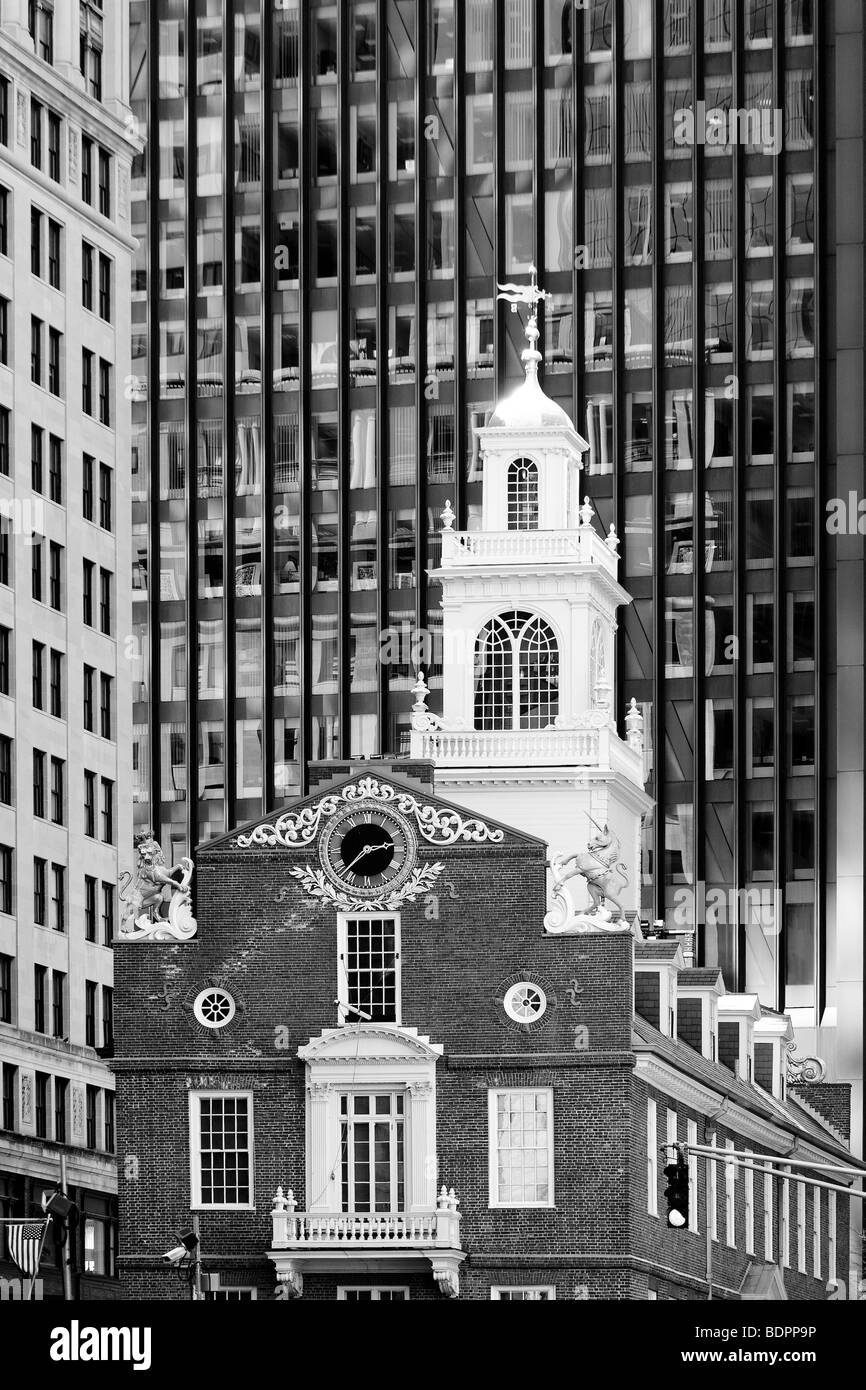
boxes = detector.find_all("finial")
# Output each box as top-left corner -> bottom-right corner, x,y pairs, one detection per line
625,698 -> 645,754
579,496 -> 594,528
441,498 -> 455,530
411,670 -> 430,712
605,524 -> 621,553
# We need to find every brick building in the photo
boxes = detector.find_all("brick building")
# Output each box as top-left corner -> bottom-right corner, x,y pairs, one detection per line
112,761 -> 859,1301
113,296 -> 861,1301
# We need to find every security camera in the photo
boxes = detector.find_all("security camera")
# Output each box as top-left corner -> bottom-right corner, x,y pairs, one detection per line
162,1245 -> 188,1266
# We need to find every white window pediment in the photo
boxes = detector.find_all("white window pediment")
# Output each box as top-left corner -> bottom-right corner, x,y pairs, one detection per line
299,1024 -> 443,1072
299,1026 -> 443,1217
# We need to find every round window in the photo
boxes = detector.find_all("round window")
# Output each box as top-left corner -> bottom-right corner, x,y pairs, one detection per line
193,988 -> 236,1029
503,982 -> 547,1024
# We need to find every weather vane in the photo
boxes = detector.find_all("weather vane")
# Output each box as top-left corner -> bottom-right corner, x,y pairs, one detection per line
496,265 -> 550,356
496,264 -> 550,319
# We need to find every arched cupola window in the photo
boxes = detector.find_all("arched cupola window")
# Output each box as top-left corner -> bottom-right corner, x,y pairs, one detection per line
473,610 -> 559,730
507,458 -> 539,531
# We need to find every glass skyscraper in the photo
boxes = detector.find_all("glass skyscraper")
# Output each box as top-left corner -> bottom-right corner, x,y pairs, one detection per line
128,1 -> 860,1053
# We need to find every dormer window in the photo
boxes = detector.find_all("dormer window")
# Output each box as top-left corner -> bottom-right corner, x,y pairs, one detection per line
507,458 -> 539,530
474,610 -> 559,731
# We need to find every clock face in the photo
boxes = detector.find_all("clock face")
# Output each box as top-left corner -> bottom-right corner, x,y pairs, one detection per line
319,803 -> 417,899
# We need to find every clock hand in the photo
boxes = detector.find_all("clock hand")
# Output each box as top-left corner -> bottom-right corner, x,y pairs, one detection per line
343,840 -> 392,872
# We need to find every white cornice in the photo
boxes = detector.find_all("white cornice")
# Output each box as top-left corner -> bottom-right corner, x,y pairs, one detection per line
634,1054 -> 803,1153
299,1025 -> 444,1064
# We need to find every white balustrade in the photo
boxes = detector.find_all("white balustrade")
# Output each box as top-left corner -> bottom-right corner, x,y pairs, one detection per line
415,726 -> 603,767
270,1202 -> 462,1251
439,527 -> 619,575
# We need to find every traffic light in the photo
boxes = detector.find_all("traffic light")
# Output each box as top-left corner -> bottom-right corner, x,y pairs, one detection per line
663,1151 -> 689,1229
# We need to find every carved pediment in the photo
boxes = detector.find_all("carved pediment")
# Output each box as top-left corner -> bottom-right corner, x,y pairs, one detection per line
299,1025 -> 444,1066
221,775 -> 520,853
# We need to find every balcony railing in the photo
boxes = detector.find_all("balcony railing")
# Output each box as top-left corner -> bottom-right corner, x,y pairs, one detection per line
440,524 -> 620,577
268,1186 -> 465,1297
414,725 -> 604,767
270,1187 -> 461,1252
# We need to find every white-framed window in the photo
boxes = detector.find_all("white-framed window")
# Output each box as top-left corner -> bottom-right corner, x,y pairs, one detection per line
193,987 -> 236,1029
503,980 -> 547,1024
763,1164 -> 774,1261
473,610 -> 559,732
341,1091 -> 405,1212
812,1185 -> 821,1280
488,1088 -> 554,1208
781,1172 -> 791,1267
338,1287 -> 410,1300
507,460 -> 539,532
744,1153 -> 755,1254
299,1028 -> 441,1216
828,1190 -> 837,1284
189,1092 -> 254,1209
491,1286 -> 555,1300
796,1178 -> 807,1272
337,914 -> 400,1024
666,1108 -> 677,1167
709,1130 -> 718,1242
205,1278 -> 257,1301
687,1120 -> 699,1233
725,1139 -> 736,1247
646,1098 -> 658,1216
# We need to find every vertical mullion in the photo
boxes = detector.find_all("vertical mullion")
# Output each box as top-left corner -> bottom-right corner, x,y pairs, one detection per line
222,3 -> 237,831
731,0 -> 747,987
146,0 -> 161,842
261,0 -> 276,809
375,0 -> 388,752
650,0 -> 666,927
691,0 -> 707,942
338,6 -> 351,757
611,0 -> 624,733
453,3 -> 467,527
185,0 -> 200,852
812,0 -> 826,1024
414,0 -> 426,656
772,0 -> 786,1009
298,4 -> 312,787
493,0 -> 504,398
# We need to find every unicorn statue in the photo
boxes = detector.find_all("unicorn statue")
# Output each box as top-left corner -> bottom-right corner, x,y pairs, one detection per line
544,822 -> 633,936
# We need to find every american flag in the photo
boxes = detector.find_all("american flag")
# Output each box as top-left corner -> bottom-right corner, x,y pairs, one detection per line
5,1219 -> 48,1277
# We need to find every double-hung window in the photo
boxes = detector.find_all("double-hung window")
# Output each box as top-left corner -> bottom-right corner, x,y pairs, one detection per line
488,1088 -> 554,1207
189,1092 -> 254,1208
338,915 -> 400,1024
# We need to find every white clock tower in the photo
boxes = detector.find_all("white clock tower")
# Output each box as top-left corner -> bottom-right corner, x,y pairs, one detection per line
411,285 -> 652,923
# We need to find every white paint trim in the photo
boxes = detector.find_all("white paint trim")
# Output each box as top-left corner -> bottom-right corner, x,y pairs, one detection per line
488,1087 -> 555,1209
188,1090 -> 255,1211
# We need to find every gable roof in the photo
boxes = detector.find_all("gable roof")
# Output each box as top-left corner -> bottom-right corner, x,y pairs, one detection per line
197,770 -> 548,856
